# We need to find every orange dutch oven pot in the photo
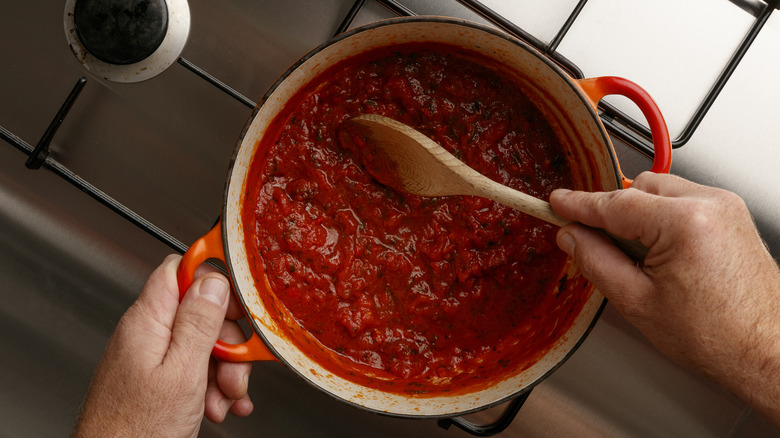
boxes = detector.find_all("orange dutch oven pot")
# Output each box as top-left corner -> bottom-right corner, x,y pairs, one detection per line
177,17 -> 671,418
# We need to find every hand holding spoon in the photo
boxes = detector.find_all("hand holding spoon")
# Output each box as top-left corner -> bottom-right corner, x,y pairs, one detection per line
339,114 -> 648,261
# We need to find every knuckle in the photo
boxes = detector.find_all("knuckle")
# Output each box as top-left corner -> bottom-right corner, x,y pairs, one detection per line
614,297 -> 647,322
180,309 -> 222,342
164,253 -> 182,264
673,198 -> 719,233
583,191 -> 617,223
631,171 -> 656,188
720,189 -> 749,214
587,194 -> 611,224
597,188 -> 643,222
610,187 -> 643,209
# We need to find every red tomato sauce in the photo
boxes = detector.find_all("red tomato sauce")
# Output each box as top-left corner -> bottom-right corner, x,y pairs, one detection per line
243,43 -> 590,395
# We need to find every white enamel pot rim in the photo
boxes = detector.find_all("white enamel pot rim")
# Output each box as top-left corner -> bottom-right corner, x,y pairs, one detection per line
177,16 -> 671,419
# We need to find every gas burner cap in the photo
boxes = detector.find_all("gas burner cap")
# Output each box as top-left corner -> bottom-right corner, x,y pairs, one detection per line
64,0 -> 190,83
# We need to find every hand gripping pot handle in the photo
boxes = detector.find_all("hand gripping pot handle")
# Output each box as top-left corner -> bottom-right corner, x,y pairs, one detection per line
577,76 -> 672,187
177,223 -> 276,362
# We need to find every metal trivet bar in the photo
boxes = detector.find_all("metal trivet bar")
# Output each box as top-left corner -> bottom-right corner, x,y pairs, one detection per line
0,57 -> 259,255
178,57 -> 257,109
452,0 -> 777,154
0,77 -> 188,254
363,0 -> 777,155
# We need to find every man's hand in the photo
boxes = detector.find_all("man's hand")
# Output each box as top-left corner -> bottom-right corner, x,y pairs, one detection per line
551,172 -> 780,424
73,255 -> 254,437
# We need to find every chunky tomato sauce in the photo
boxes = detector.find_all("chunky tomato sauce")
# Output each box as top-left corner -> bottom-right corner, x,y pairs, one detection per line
243,44 -> 589,395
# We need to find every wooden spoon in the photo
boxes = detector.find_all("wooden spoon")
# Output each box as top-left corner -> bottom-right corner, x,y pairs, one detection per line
340,114 -> 648,260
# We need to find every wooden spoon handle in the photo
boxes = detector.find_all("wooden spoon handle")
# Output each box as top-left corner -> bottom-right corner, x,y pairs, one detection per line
483,180 -> 649,261
485,182 -> 569,226
459,170 -> 566,226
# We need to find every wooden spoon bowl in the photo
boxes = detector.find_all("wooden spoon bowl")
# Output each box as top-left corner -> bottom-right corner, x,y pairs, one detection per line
340,114 -> 648,260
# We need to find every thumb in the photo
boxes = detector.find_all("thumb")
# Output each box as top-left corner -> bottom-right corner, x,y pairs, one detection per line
167,273 -> 230,369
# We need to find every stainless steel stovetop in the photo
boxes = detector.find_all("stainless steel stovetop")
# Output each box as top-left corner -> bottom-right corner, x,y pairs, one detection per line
1,1 -> 778,436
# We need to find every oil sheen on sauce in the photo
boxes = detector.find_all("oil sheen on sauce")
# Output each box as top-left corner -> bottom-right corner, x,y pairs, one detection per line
242,43 -> 590,395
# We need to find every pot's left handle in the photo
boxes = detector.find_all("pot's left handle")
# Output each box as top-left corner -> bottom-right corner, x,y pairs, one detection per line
177,222 -> 276,362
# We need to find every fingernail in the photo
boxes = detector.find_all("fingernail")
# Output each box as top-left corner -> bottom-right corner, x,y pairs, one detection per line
550,188 -> 571,200
200,277 -> 229,306
558,231 -> 576,255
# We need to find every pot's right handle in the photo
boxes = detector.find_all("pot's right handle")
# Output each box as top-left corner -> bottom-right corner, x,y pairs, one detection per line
177,223 -> 276,362
577,76 -> 672,187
